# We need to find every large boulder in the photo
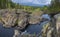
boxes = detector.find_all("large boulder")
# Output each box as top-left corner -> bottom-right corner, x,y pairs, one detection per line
54,14 -> 60,37
0,9 -> 17,28
16,10 -> 29,30
29,11 -> 43,24
0,9 -> 29,30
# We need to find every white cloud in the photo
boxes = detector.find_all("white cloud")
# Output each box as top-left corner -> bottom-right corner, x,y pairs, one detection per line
32,0 -> 41,4
20,0 -> 33,3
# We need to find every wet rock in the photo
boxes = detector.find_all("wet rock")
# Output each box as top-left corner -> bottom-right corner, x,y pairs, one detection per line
0,9 -> 17,28
13,29 -> 21,37
29,11 -> 43,24
54,14 -> 60,37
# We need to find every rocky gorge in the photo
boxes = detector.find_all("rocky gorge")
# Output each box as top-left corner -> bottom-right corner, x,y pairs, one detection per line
0,9 -> 60,37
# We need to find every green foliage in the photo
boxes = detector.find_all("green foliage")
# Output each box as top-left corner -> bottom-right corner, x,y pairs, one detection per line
48,0 -> 60,14
0,0 -> 19,9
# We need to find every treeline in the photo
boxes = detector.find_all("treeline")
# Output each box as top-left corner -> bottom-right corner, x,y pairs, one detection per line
0,0 -> 60,14
0,0 -> 21,9
0,0 -> 47,11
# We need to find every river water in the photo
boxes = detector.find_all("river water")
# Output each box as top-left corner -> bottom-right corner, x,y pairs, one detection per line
0,23 -> 14,37
0,14 -> 50,37
23,21 -> 49,35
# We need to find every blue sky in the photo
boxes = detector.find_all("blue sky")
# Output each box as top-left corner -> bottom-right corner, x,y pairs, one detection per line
12,0 -> 51,6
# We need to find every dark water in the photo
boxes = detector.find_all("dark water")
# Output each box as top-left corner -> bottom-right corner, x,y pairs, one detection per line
23,21 -> 49,35
0,14 -> 50,37
0,23 -> 14,37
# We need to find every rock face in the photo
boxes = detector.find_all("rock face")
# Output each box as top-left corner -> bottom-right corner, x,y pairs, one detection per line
29,11 -> 43,24
54,14 -> 60,37
0,9 -> 30,29
0,9 -> 17,28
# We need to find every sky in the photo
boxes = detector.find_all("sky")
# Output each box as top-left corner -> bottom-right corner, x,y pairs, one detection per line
12,0 -> 51,6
